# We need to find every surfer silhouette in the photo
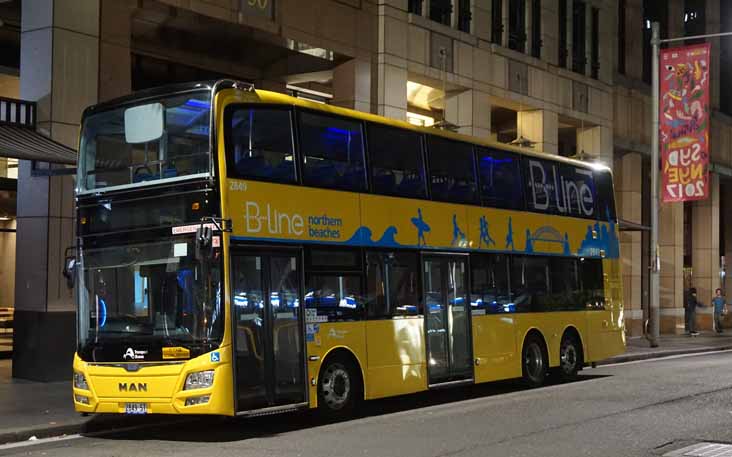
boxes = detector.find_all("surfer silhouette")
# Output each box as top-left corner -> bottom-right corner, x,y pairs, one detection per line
411,209 -> 430,246
452,214 -> 466,246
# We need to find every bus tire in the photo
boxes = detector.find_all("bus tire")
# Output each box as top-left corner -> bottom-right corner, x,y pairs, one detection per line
555,332 -> 582,381
317,354 -> 360,419
522,333 -> 548,388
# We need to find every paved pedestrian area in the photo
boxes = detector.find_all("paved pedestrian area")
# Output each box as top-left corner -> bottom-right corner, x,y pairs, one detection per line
602,332 -> 732,364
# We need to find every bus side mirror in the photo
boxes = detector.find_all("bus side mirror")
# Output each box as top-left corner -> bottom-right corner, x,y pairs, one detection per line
62,255 -> 76,289
195,225 -> 213,261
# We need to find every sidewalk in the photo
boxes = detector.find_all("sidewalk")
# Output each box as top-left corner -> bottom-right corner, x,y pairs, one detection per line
1,333 -> 732,445
599,332 -> 732,365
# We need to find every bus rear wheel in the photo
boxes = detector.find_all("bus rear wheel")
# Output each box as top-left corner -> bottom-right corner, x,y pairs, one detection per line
318,356 -> 360,418
556,333 -> 582,381
522,334 -> 548,388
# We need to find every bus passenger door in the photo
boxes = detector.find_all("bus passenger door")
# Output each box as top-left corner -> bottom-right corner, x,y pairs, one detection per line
423,255 -> 473,385
231,252 -> 307,412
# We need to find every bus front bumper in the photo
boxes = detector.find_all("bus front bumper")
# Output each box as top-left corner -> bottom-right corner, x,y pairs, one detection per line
72,346 -> 235,416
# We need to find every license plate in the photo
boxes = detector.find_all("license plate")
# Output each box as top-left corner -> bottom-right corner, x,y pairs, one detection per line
125,403 -> 148,415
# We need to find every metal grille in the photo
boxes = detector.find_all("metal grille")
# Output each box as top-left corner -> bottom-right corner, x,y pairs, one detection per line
665,443 -> 732,457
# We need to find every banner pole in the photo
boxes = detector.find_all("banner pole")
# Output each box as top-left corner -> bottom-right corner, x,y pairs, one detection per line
649,22 -> 660,347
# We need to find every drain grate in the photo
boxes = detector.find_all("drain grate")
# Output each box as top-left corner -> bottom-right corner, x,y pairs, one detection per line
664,443 -> 732,457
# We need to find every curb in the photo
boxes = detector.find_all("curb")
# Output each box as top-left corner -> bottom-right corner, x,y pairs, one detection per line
0,415 -> 198,446
598,344 -> 732,365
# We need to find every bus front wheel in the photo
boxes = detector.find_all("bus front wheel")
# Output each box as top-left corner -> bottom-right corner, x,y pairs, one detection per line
317,355 -> 360,418
522,334 -> 548,388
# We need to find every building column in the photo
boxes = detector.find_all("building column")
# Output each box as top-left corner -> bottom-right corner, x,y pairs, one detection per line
615,153 -> 643,336
691,173 -> 721,331
706,0 -> 721,111
98,0 -> 133,102
376,2 -> 408,120
577,125 -> 613,166
444,90 -> 492,139
517,109 -> 558,155
333,59 -> 372,113
15,0 -> 100,381
659,201 -> 685,334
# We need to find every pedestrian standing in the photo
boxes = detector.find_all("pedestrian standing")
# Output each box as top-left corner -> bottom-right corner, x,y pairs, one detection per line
685,287 -> 702,336
712,288 -> 727,334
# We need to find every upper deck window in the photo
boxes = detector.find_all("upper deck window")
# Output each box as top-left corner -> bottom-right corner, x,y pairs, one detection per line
523,157 -> 601,219
367,123 -> 427,199
426,136 -> 478,204
299,111 -> 367,193
78,90 -> 211,193
476,147 -> 524,210
227,107 -> 296,184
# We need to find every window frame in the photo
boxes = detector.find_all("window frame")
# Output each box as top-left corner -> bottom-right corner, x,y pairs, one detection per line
365,122 -> 429,200
425,135 -> 479,205
296,108 -> 368,193
365,249 -> 423,320
475,146 -> 527,211
224,103 -> 298,185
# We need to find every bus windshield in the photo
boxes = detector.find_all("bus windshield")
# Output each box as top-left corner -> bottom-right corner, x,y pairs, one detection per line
77,237 -> 223,354
78,90 -> 211,193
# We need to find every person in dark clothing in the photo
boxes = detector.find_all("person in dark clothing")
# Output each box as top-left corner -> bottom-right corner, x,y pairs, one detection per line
685,287 -> 703,336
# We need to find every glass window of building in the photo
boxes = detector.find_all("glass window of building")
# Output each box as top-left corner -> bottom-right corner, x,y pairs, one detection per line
430,0 -> 452,26
492,0 -> 503,44
531,0 -> 542,58
367,123 -> 426,199
591,7 -> 599,79
427,136 -> 478,204
457,0 -> 472,33
227,107 -> 296,183
299,111 -> 366,193
559,0 -> 568,67
509,0 -> 527,52
572,0 -> 586,74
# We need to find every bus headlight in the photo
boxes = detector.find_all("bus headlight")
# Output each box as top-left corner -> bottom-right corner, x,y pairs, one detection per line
184,370 -> 214,390
73,372 -> 89,390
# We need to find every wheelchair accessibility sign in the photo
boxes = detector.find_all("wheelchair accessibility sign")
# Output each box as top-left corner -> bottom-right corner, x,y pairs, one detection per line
210,351 -> 221,363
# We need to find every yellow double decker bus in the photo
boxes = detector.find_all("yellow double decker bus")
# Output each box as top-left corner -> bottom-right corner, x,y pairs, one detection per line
71,80 -> 624,417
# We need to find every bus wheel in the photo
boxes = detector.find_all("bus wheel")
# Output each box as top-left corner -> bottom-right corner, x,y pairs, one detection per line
318,356 -> 359,418
556,333 -> 582,381
522,334 -> 548,388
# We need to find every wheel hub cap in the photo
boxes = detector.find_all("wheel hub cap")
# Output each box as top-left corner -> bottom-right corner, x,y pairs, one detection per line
322,364 -> 350,410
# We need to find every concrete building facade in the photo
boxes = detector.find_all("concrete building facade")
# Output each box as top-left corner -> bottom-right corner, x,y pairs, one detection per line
1,0 -> 732,378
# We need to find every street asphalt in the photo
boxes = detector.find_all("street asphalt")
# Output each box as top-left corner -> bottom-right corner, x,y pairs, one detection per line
3,350 -> 732,457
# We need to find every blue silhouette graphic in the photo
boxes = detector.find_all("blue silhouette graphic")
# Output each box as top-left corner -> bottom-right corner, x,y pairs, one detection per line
506,217 -> 515,251
563,233 -> 571,255
577,220 -> 620,259
452,214 -> 466,246
411,209 -> 431,246
346,226 -> 401,247
525,228 -> 534,253
524,226 -> 565,254
377,226 -> 399,246
479,216 -> 496,248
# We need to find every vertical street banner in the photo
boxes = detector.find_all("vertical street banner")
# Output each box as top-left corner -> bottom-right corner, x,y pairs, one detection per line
660,43 -> 711,202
